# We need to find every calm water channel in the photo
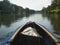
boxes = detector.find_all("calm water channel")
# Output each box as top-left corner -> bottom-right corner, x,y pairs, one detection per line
0,13 -> 60,42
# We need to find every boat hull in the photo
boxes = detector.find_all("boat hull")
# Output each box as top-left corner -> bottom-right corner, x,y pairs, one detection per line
1,22 -> 58,45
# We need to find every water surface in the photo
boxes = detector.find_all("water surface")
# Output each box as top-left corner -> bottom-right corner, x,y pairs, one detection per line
0,13 -> 60,42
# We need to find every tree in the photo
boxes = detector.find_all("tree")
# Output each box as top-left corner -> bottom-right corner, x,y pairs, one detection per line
3,0 -> 9,2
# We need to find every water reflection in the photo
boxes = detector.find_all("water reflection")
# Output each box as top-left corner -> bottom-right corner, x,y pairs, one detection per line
0,14 -> 25,42
0,14 -> 23,27
42,13 -> 60,35
0,13 -> 60,42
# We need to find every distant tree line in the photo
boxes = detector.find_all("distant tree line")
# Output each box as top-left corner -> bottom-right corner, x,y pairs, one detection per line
0,0 -> 35,17
41,0 -> 60,14
0,0 -> 36,26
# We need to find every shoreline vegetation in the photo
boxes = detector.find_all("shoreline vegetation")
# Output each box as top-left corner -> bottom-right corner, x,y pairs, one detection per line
40,0 -> 60,35
0,0 -> 60,16
0,0 -> 37,17
41,0 -> 60,14
0,0 -> 40,26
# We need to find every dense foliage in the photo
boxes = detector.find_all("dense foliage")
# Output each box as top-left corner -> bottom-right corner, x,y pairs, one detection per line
0,0 -> 35,16
41,0 -> 60,14
0,0 -> 35,26
0,0 -> 24,16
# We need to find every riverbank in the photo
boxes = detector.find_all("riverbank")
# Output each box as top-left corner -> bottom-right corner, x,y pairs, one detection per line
51,9 -> 60,14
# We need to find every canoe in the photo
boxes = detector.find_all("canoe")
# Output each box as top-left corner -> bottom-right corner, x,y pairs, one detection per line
1,22 -> 59,45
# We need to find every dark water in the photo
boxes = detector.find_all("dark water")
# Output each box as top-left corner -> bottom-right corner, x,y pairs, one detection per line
0,13 -> 60,42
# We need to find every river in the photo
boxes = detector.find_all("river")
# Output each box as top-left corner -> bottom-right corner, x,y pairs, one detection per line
0,13 -> 60,42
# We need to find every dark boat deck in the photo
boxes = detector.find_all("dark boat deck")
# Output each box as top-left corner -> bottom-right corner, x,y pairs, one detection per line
7,22 -> 57,45
10,34 -> 46,45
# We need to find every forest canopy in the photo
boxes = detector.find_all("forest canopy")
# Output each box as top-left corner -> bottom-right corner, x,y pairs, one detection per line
41,0 -> 60,14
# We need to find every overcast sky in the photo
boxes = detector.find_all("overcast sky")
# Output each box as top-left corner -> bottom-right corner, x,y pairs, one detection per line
0,0 -> 52,10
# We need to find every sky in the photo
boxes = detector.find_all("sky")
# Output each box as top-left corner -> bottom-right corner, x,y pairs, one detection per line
0,0 -> 52,10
